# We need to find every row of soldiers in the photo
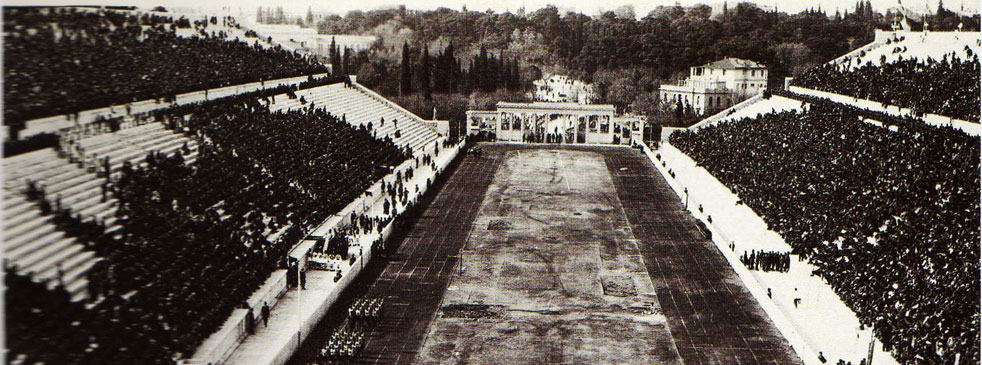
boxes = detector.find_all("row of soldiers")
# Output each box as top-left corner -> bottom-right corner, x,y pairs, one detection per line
318,296 -> 385,363
348,296 -> 384,327
319,328 -> 365,364
740,250 -> 791,273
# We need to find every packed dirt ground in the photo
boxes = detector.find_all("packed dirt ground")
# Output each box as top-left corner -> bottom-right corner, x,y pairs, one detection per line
416,149 -> 683,364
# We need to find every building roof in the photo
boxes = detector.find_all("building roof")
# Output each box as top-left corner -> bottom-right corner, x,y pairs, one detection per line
496,102 -> 615,113
700,57 -> 766,70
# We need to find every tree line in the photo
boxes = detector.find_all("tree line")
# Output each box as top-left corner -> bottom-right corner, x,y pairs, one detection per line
320,1 -> 978,83
317,1 -> 979,120
395,42 -> 523,99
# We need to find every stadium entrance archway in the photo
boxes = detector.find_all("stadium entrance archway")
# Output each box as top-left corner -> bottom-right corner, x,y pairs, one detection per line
469,102 -> 644,145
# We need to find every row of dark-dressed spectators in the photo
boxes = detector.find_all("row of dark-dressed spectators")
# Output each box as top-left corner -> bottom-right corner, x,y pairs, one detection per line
670,95 -> 979,364
6,91 -> 409,364
792,48 -> 980,121
3,7 -> 327,129
3,74 -> 345,158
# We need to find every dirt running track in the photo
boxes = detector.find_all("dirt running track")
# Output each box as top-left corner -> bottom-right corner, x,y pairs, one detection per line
289,144 -> 801,365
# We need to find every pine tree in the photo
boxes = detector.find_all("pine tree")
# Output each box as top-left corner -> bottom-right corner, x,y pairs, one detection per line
400,42 -> 413,96
257,7 -> 264,24
419,44 -> 432,99
723,2 -> 728,16
306,6 -> 314,25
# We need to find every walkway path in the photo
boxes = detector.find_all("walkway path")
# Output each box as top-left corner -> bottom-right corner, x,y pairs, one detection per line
288,148 -> 501,364
605,148 -> 802,364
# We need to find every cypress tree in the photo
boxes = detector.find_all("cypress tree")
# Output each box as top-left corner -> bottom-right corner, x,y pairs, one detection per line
510,59 -> 521,91
451,55 -> 461,93
465,59 -> 476,94
497,55 -> 507,91
330,37 -> 341,76
342,47 -> 351,76
400,42 -> 413,96
419,44 -> 432,99
477,46 -> 489,91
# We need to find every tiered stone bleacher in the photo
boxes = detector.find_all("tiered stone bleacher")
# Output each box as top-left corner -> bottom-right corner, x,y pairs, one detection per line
5,87 -> 417,363
792,31 -> 980,122
269,83 -> 441,154
2,8 -> 447,364
832,31 -> 979,70
4,123 -> 198,302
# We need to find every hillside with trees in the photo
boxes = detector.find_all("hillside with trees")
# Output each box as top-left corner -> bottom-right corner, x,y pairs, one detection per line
316,1 -> 979,125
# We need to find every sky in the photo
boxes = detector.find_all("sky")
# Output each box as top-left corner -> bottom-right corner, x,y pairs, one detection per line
4,0 -> 976,18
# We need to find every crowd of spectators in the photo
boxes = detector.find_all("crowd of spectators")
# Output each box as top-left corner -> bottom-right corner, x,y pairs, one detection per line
8,91 -> 409,362
792,48 -> 980,121
671,98 -> 980,364
3,7 -> 327,131
5,266 -> 176,364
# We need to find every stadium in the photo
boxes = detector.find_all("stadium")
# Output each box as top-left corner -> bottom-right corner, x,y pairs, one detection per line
2,2 -> 979,365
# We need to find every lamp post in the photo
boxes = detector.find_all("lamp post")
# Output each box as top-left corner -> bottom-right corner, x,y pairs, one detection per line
684,187 -> 689,210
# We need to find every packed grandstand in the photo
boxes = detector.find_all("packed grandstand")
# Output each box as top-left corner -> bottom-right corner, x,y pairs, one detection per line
671,31 -> 980,364
4,7 -> 442,364
3,5 -> 979,365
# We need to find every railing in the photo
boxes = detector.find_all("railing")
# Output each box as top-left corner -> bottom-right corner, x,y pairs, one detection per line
665,79 -> 728,91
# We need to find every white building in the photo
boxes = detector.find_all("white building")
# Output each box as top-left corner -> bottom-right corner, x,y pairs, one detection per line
660,57 -> 768,115
248,24 -> 376,59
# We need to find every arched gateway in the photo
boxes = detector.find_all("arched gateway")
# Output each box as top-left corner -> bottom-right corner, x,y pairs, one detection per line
467,102 -> 644,145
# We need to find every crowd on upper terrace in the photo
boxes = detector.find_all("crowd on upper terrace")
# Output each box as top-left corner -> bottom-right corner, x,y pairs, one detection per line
671,99 -> 980,364
2,7 -> 327,131
792,45 -> 980,121
8,92 -> 409,363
